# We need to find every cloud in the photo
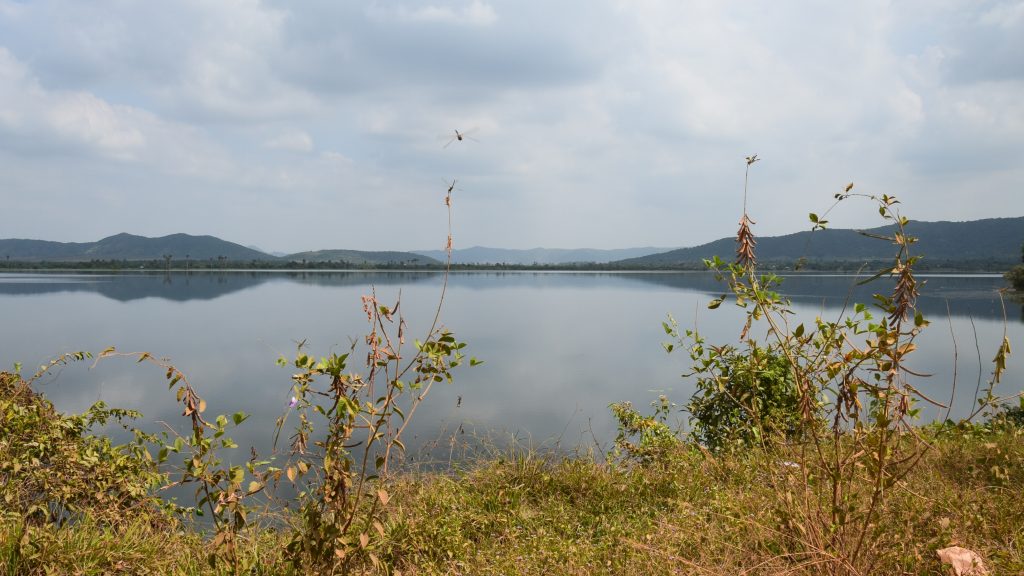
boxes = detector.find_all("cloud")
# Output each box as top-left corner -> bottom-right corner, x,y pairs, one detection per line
978,1 -> 1024,28
264,129 -> 314,152
921,0 -> 1024,84
0,0 -> 320,122
0,1 -> 1021,253
381,0 -> 498,27
45,93 -> 146,160
0,45 -> 243,225
0,48 -> 200,165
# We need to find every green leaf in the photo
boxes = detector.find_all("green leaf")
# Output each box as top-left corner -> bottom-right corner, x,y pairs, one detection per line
809,213 -> 819,223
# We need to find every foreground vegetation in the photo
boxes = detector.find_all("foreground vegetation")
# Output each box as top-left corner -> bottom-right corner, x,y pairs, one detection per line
2,364 -> 1022,575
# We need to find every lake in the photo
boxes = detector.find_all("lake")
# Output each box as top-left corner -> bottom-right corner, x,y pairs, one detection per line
1,270 -> 1020,465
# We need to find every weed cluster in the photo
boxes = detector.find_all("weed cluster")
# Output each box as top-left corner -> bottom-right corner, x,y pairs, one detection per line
0,356 -> 170,573
613,159 -> 1019,574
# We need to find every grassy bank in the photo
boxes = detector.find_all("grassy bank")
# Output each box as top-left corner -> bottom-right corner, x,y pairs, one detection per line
2,372 -> 1022,576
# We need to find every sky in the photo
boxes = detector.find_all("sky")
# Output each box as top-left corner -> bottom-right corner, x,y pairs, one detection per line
0,0 -> 1021,253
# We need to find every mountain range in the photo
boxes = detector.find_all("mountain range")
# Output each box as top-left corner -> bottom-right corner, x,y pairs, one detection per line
616,217 -> 1024,268
0,233 -> 439,266
0,233 -> 267,262
1,216 -> 1021,269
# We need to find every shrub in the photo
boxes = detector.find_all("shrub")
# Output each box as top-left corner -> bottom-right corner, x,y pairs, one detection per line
610,395 -> 680,466
0,358 -> 165,527
1004,265 -> 1024,290
683,343 -> 802,452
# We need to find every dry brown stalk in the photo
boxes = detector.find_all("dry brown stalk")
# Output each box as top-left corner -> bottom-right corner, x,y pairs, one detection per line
736,214 -> 757,269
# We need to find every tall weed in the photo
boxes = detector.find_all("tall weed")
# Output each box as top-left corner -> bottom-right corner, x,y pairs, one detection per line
658,159 -> 1014,574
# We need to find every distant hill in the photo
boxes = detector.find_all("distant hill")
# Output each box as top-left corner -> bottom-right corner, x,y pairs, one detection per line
283,249 -> 439,266
3,217 -> 1020,269
0,234 -> 437,266
615,217 -> 1024,269
0,233 -> 268,262
413,246 -> 676,265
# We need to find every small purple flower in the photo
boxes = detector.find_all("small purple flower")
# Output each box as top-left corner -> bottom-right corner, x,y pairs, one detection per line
288,396 -> 298,408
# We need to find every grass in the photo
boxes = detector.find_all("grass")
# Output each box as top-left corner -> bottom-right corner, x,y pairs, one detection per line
3,428 -> 1021,575
380,431 -> 1023,575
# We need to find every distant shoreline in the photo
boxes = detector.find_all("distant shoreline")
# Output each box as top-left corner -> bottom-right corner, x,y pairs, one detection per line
0,260 -> 1015,274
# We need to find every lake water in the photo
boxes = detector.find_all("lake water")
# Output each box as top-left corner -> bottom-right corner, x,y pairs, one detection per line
1,271 -> 1020,464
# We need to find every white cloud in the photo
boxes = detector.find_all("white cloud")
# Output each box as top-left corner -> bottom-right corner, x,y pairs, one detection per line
378,0 -> 498,26
0,47 -> 233,175
0,1 -> 1021,252
264,129 -> 314,152
0,0 -> 23,19
0,48 -> 148,160
978,1 -> 1024,28
46,93 -> 146,160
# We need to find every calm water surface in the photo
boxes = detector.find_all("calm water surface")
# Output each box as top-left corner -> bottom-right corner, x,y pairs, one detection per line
1,271 -> 1020,462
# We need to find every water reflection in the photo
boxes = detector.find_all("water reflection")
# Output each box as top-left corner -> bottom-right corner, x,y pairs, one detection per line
608,272 -> 1017,322
0,271 -> 1016,322
0,271 -> 438,302
0,271 -> 1019,468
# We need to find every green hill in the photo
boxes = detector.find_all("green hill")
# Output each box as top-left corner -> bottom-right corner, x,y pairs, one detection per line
2,217 -> 1020,270
0,234 -> 439,266
615,217 -> 1024,270
0,233 -> 268,262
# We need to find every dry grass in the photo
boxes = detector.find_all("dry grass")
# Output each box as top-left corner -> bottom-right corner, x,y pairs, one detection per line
3,428 -> 1021,575
376,429 -> 1023,575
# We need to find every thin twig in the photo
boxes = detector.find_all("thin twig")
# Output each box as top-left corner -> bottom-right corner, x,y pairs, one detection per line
943,300 -> 959,422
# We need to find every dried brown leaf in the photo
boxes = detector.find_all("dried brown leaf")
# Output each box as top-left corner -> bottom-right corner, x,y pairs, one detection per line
735,215 -> 756,269
936,546 -> 988,576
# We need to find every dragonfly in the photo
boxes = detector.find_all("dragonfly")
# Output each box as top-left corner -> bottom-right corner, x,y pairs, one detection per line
442,128 -> 479,148
443,178 -> 460,207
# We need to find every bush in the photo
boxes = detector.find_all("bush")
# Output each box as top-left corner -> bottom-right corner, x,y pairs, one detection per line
610,395 -> 681,465
0,364 -> 164,527
684,344 -> 802,452
1004,265 -> 1024,290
